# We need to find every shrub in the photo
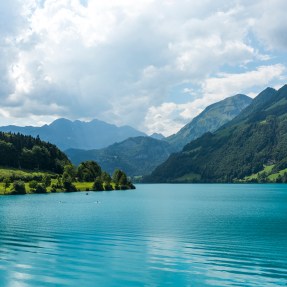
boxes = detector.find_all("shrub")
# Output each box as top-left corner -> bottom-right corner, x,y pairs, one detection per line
34,184 -> 47,194
93,178 -> 104,191
104,183 -> 113,191
11,181 -> 26,195
63,180 -> 77,192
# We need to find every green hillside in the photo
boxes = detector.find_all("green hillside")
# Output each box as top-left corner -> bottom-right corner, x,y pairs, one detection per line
0,132 -> 69,173
166,94 -> 252,151
66,136 -> 176,177
67,95 -> 252,178
146,85 -> 287,183
0,133 -> 135,195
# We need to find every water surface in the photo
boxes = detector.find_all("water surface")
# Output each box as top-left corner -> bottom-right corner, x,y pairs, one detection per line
0,184 -> 286,286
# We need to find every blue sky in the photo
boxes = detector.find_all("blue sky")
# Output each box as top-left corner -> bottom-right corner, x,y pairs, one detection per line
0,0 -> 286,135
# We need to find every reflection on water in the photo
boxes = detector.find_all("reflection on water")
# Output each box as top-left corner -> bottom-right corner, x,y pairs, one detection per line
0,184 -> 286,287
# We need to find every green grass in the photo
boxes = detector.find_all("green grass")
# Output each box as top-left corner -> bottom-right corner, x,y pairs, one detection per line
0,180 -> 96,195
244,165 -> 274,181
74,182 -> 94,191
0,167 -> 123,194
268,168 -> 287,181
0,168 -> 55,180
244,164 -> 287,182
174,172 -> 201,182
0,168 -> 57,195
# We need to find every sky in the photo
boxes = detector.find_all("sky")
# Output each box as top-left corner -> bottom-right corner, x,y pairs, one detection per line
0,0 -> 286,136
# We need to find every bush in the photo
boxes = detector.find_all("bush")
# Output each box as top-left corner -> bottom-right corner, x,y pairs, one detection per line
11,180 -> 26,195
29,180 -> 38,189
34,183 -> 47,194
43,175 -> 52,187
104,183 -> 113,191
114,184 -> 120,190
50,184 -> 57,193
93,178 -> 104,191
63,180 -> 77,192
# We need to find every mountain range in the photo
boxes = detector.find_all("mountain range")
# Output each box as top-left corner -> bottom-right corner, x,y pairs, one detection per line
0,118 -> 146,151
66,136 -> 176,177
66,94 -> 252,176
145,85 -> 287,183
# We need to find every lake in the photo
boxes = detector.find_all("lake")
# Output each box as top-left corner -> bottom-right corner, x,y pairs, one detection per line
0,184 -> 286,287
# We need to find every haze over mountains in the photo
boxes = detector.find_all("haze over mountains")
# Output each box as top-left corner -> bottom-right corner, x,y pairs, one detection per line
146,85 -> 287,183
0,118 -> 146,151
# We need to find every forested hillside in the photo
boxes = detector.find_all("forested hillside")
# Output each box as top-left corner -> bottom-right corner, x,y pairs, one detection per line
146,85 -> 287,183
66,136 -> 175,177
0,132 -> 69,173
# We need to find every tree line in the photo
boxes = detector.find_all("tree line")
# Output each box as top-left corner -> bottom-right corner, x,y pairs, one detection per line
4,161 -> 135,195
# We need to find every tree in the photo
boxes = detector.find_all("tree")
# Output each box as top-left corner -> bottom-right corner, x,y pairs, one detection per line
62,178 -> 77,192
112,169 -> 124,184
3,178 -> 11,193
63,164 -> 77,181
29,180 -> 38,190
34,183 -> 47,194
77,161 -> 102,182
12,180 -> 26,195
101,171 -> 111,183
93,177 -> 104,191
104,182 -> 113,191
276,174 -> 283,183
119,173 -> 128,185
112,169 -> 134,189
56,175 -> 62,188
43,175 -> 52,187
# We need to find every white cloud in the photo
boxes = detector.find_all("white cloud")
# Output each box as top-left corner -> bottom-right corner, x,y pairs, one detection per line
145,64 -> 285,136
251,0 -> 287,51
202,64 -> 285,100
0,0 -> 286,133
145,103 -> 188,136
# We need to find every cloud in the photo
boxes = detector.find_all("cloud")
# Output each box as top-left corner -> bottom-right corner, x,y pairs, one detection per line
251,0 -> 287,51
201,64 -> 285,100
0,0 -> 286,134
145,64 -> 285,136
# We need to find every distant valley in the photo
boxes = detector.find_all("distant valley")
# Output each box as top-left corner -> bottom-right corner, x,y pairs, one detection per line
66,136 -> 175,177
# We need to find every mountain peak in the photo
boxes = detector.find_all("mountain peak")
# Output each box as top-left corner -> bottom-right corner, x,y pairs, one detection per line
276,84 -> 287,96
49,118 -> 72,127
0,118 -> 146,150
150,133 -> 165,140
146,85 -> 287,183
166,93 -> 252,151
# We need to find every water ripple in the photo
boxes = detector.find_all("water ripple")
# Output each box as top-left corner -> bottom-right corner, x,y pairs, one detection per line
0,184 -> 286,287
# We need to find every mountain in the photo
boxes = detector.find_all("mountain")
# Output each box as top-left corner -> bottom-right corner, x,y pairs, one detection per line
0,132 -> 69,173
0,118 -> 146,150
166,94 -> 252,151
146,85 -> 287,183
150,133 -> 165,140
66,94 -> 252,177
66,136 -> 176,177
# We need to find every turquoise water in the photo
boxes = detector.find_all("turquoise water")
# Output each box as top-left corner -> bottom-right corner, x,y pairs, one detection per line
0,184 -> 286,287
